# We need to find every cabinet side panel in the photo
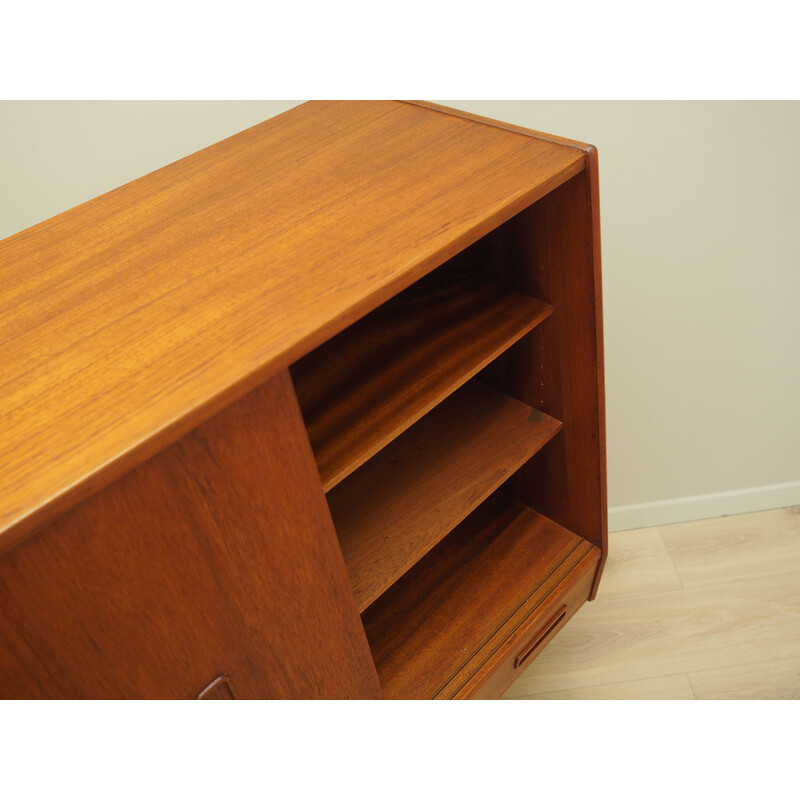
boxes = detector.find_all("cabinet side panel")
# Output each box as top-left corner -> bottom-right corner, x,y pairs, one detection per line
0,370 -> 382,699
480,162 -> 608,596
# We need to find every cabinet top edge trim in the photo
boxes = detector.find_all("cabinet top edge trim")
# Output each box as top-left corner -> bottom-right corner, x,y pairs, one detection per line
402,101 -> 596,154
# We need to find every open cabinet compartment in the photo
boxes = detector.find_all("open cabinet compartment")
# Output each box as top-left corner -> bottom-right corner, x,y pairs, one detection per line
327,379 -> 563,612
289,166 -> 606,699
290,254 -> 553,492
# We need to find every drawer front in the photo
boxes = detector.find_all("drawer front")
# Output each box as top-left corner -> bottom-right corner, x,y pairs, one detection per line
454,545 -> 600,699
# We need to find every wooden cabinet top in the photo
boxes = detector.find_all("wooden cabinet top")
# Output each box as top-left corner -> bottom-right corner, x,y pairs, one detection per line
0,100 -> 590,550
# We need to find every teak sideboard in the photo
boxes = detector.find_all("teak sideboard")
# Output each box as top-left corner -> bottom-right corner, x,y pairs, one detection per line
0,101 -> 606,699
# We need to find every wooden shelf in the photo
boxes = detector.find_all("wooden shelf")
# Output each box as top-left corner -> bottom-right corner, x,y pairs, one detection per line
361,492 -> 598,699
291,269 -> 552,491
326,380 -> 562,612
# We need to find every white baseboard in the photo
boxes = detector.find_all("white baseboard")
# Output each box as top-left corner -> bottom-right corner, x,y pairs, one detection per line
608,480 -> 800,532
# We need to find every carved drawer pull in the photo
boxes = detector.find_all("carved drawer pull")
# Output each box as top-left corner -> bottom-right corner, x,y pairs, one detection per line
514,605 -> 568,669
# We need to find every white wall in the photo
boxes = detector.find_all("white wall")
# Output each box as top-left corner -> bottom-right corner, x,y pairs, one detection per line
3,101 -> 799,529
0,101 -> 298,239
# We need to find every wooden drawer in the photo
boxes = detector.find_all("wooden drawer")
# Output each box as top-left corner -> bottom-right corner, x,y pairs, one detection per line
453,545 -> 600,699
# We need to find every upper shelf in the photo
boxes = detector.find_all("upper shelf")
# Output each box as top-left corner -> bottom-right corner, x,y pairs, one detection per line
291,268 -> 552,490
0,100 -> 587,550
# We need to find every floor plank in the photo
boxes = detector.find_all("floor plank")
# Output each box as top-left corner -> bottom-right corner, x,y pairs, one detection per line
504,506 -> 800,700
688,656 -> 800,700
504,673 -> 696,700
593,527 -> 682,601
503,570 -> 800,695
661,505 -> 800,588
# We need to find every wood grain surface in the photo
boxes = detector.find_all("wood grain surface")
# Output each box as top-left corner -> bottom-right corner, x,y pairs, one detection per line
291,264 -> 552,490
0,100 -> 584,551
0,371 -> 382,699
326,380 -> 563,611
362,491 -> 595,699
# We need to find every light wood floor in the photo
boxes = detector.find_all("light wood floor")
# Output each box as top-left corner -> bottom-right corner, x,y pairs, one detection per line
502,505 -> 800,700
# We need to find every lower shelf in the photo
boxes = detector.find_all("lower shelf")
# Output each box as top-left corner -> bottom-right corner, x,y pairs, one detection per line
361,491 -> 600,699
